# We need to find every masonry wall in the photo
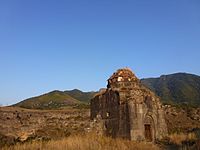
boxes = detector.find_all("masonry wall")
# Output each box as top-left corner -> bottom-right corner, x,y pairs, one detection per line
91,90 -> 131,139
90,69 -> 168,141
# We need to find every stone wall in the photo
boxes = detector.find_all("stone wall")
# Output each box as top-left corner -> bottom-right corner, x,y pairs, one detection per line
90,90 -> 130,138
90,68 -> 168,141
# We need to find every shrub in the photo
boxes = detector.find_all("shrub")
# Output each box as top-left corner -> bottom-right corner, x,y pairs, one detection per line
168,132 -> 196,145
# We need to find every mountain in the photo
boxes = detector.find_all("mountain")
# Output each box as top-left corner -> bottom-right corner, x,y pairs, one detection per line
64,89 -> 97,103
141,73 -> 200,105
14,72 -> 200,109
14,90 -> 81,109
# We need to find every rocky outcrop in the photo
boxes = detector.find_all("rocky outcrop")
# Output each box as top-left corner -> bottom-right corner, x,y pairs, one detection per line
0,106 -> 90,146
164,105 -> 200,133
91,68 -> 168,141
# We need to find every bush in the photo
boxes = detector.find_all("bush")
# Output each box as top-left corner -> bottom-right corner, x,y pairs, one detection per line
168,132 -> 196,145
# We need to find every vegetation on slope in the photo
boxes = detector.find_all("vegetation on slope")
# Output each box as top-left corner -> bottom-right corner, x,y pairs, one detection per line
141,73 -> 200,105
14,91 -> 81,109
14,72 -> 200,109
64,89 -> 97,103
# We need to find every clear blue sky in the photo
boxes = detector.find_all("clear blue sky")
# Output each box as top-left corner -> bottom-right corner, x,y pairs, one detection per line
0,0 -> 200,105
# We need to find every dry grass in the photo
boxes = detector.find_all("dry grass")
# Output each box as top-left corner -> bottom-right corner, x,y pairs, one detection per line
3,133 -> 159,150
168,132 -> 196,145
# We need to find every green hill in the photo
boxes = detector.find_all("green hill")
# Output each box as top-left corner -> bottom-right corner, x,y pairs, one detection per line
14,73 -> 200,109
14,90 -> 81,109
64,89 -> 97,103
141,73 -> 200,105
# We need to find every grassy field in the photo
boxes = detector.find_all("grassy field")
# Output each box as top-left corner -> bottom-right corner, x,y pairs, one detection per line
1,106 -> 200,149
2,131 -> 200,150
2,133 -> 159,150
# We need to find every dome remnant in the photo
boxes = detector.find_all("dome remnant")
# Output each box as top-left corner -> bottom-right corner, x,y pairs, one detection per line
107,68 -> 139,89
91,68 -> 168,142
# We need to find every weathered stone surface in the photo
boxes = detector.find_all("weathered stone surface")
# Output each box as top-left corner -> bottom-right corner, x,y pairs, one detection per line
0,107 -> 91,146
90,68 -> 168,141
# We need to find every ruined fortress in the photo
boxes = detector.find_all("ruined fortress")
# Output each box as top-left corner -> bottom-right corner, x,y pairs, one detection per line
91,68 -> 168,141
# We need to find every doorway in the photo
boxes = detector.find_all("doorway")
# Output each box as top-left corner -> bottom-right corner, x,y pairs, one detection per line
144,124 -> 152,141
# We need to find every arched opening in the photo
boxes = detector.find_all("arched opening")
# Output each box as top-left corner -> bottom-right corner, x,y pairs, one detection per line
144,124 -> 152,141
144,115 -> 154,142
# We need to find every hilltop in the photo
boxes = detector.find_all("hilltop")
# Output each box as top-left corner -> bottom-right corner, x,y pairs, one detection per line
14,90 -> 81,109
64,89 -> 97,103
13,72 -> 200,109
141,73 -> 200,106
13,89 -> 97,109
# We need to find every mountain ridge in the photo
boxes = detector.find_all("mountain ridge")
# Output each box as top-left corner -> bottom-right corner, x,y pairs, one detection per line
141,73 -> 200,105
14,72 -> 200,109
14,90 -> 81,109
64,89 -> 97,103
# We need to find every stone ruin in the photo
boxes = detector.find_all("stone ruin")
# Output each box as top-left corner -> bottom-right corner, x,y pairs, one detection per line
90,68 -> 168,142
